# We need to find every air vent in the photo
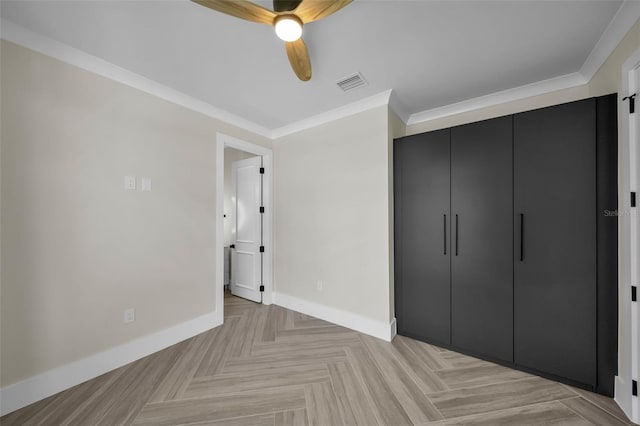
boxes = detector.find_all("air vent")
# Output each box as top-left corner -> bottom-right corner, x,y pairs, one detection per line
337,73 -> 367,92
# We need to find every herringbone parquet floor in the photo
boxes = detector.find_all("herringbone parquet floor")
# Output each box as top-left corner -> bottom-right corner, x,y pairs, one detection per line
1,292 -> 634,426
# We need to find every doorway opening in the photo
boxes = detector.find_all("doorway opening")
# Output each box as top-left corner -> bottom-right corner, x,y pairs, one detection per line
216,134 -> 273,320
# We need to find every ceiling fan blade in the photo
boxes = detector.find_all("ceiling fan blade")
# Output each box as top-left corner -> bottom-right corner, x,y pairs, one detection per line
285,38 -> 312,81
191,0 -> 276,25
293,0 -> 352,24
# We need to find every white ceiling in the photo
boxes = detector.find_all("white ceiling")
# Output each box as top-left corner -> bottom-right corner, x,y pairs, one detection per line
0,0 -> 626,130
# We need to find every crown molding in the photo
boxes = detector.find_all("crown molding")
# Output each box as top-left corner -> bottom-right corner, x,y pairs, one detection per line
388,90 -> 410,123
0,19 -> 273,139
580,0 -> 640,81
406,72 -> 586,125
270,90 -> 393,139
3,1 -> 637,139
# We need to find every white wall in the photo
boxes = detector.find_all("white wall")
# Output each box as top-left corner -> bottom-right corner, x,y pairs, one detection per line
273,105 -> 393,327
0,40 -> 271,389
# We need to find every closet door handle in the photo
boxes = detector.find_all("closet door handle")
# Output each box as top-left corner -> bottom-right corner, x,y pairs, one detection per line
519,213 -> 524,262
443,214 -> 447,255
455,214 -> 459,256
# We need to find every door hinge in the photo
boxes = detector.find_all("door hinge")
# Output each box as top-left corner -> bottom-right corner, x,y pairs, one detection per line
259,167 -> 265,174
259,285 -> 265,292
632,192 -> 637,207
623,94 -> 636,114
260,206 -> 265,213
260,246 -> 265,253
633,380 -> 638,396
633,286 -> 637,302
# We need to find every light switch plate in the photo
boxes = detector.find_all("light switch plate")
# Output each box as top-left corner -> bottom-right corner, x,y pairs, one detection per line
141,177 -> 151,191
124,308 -> 135,323
124,176 -> 136,190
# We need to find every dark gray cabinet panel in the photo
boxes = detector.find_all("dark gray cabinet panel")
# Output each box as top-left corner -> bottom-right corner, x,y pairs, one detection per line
451,116 -> 514,363
394,130 -> 451,345
596,94 -> 618,396
514,99 -> 597,386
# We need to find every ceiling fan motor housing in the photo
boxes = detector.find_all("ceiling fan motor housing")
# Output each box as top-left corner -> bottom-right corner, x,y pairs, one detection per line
273,0 -> 303,12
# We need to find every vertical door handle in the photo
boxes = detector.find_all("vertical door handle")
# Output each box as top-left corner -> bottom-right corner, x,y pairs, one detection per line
519,214 -> 524,262
443,214 -> 447,255
455,214 -> 459,256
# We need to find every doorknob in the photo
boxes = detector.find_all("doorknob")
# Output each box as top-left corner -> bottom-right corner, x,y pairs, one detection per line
230,244 -> 235,249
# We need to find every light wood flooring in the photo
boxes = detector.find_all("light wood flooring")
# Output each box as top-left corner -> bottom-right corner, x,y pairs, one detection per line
2,292 -> 635,426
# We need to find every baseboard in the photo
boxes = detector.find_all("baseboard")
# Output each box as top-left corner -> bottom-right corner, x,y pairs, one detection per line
0,311 -> 223,416
273,292 -> 396,342
615,376 -> 639,424
389,317 -> 397,340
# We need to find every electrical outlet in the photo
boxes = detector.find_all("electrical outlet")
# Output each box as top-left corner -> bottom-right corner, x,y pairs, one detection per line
317,280 -> 323,292
123,308 -> 135,323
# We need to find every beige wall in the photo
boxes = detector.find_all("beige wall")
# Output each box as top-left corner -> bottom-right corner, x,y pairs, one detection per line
223,148 -> 257,247
0,40 -> 270,387
273,105 -> 392,324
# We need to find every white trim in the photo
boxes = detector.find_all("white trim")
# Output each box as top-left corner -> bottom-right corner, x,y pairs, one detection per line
270,90 -> 392,139
406,73 -> 586,125
389,318 -> 398,341
216,133 -> 273,306
389,90 -> 411,124
218,133 -> 272,157
0,312 -> 221,416
215,138 -> 226,319
615,377 -> 633,423
0,19 -> 272,139
273,292 -> 397,342
616,46 -> 640,424
580,1 -> 640,81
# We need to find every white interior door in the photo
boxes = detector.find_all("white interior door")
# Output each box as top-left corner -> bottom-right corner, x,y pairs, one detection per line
631,62 -> 640,422
231,155 -> 263,303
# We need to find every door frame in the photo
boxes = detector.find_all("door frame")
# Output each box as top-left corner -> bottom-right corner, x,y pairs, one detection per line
615,47 -> 640,423
215,133 -> 273,322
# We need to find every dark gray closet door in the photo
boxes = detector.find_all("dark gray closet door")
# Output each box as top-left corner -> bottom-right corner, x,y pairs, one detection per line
451,116 -> 513,362
394,129 -> 451,345
514,99 -> 596,387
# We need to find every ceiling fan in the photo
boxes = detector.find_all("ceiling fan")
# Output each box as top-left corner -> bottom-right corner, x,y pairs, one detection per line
191,0 -> 352,81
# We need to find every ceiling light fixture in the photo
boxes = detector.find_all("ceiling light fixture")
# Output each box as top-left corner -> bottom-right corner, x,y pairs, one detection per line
191,0 -> 353,81
274,15 -> 303,42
